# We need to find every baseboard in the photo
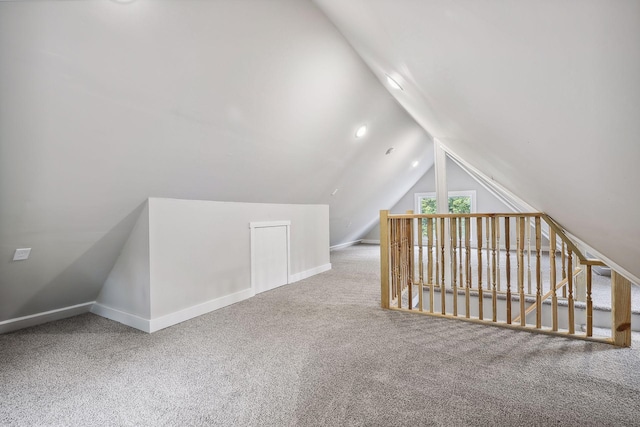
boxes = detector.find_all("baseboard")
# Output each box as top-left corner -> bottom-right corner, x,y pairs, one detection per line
330,240 -> 362,251
90,303 -> 151,333
0,302 -> 95,334
361,239 -> 380,245
289,263 -> 332,283
148,288 -> 255,333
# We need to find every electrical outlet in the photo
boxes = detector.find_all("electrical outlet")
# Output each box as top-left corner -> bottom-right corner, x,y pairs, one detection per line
13,248 -> 31,261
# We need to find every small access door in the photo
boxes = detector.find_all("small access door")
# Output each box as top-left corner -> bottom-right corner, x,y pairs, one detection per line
250,221 -> 290,294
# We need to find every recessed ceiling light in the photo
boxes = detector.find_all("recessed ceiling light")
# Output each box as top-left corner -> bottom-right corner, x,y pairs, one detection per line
412,160 -> 419,168
385,147 -> 395,155
355,124 -> 367,138
385,74 -> 403,91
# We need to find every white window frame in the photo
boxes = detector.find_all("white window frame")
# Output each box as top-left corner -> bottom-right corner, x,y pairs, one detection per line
414,191 -> 477,215
414,190 -> 477,242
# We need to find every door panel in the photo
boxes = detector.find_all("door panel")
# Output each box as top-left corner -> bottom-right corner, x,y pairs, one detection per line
252,225 -> 288,294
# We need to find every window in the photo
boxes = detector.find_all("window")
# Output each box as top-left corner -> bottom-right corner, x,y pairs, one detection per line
414,191 -> 477,240
415,191 -> 476,215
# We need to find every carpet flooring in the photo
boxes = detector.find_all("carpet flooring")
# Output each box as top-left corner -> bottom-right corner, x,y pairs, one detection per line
1,244 -> 639,426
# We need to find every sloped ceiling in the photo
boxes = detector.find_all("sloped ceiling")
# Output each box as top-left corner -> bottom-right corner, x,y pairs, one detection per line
314,0 -> 640,280
0,0 -> 432,320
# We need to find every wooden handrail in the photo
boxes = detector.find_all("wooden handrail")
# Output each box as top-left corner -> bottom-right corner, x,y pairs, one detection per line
541,214 -> 605,266
578,259 -> 607,266
379,211 -> 631,347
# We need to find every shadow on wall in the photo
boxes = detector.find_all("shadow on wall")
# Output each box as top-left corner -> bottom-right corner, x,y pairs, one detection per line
9,202 -> 148,319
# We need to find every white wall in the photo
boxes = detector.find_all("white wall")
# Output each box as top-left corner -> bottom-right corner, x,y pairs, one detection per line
93,202 -> 151,320
148,198 -> 329,319
91,198 -> 329,332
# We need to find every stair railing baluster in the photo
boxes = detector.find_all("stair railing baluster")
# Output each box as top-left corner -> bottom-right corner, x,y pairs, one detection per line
535,216 -> 542,329
527,217 -> 532,295
550,229 -> 558,331
491,216 -> 498,322
567,248 -> 574,334
505,217 -> 512,324
440,217 -> 446,315
418,218 -> 424,312
428,218 -> 434,314
486,217 -> 491,291
586,264 -> 592,337
451,217 -> 458,317
518,216 -> 526,326
477,217 -> 484,320
465,216 -> 471,319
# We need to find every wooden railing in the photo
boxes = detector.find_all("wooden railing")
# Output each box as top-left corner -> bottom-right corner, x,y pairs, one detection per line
380,211 -> 632,347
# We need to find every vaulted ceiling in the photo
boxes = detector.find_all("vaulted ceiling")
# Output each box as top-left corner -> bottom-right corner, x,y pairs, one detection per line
315,0 -> 640,281
1,0 -> 638,322
0,0 -> 432,320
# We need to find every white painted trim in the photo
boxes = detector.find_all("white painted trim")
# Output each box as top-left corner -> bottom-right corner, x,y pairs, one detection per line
149,288 -> 254,333
361,239 -> 380,245
441,143 -> 639,285
442,145 -> 537,213
90,303 -> 151,333
250,220 -> 291,293
289,263 -> 332,283
330,239 -> 362,251
562,229 -> 640,286
434,139 -> 449,214
249,220 -> 291,229
0,302 -> 94,334
91,287 -> 256,333
434,140 -> 451,285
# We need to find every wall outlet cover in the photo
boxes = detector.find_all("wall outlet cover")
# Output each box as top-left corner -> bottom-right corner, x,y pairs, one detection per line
13,248 -> 31,261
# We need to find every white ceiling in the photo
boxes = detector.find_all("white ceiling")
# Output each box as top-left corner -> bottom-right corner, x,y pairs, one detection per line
314,0 -> 640,280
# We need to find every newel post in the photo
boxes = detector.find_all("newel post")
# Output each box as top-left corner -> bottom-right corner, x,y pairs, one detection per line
611,271 -> 631,347
380,210 -> 390,309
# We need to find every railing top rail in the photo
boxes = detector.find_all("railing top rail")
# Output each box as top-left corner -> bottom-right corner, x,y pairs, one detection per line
541,214 -> 605,266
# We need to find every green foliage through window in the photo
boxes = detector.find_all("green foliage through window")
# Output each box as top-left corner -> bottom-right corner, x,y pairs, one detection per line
419,196 -> 471,215
419,195 -> 472,237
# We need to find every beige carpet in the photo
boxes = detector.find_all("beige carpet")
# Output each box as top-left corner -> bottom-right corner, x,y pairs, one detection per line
1,244 -> 639,426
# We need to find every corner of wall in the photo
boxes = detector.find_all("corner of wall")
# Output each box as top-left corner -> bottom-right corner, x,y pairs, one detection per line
92,201 -> 151,332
